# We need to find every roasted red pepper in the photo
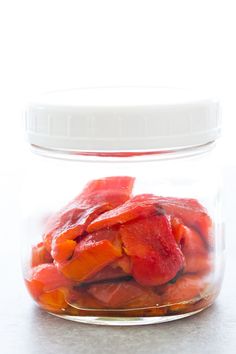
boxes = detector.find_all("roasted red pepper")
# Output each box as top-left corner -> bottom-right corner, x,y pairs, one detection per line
25,176 -> 213,315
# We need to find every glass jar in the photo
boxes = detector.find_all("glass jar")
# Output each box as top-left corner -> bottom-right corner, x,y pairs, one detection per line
21,87 -> 224,325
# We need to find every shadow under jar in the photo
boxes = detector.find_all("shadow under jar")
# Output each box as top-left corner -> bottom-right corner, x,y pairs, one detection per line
21,87 -> 224,325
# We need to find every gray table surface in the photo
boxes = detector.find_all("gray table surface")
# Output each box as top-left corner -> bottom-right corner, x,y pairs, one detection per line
0,168 -> 236,354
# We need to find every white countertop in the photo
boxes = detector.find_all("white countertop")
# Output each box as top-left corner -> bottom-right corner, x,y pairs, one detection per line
0,168 -> 235,354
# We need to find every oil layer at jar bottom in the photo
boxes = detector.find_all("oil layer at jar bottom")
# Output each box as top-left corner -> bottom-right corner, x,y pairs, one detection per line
43,288 -> 218,325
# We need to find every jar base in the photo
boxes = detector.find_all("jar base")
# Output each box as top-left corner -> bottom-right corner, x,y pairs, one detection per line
49,308 -> 206,326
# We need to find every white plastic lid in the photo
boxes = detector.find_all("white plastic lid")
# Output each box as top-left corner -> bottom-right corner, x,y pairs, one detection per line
25,87 -> 221,151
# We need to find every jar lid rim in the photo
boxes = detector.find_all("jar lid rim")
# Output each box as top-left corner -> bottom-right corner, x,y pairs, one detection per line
25,87 -> 221,151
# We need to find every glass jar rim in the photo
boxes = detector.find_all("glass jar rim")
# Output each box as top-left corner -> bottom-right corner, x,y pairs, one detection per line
29,141 -> 216,163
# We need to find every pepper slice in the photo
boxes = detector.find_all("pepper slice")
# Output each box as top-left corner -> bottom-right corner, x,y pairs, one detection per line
80,227 -> 129,283
51,240 -> 77,263
155,196 -> 212,247
87,194 -> 159,233
161,274 -> 207,304
58,238 -> 122,282
87,280 -> 161,309
171,218 -> 211,274
88,194 -> 212,247
25,264 -> 73,299
43,176 -> 134,261
39,288 -> 69,312
31,242 -> 53,267
82,265 -> 131,284
86,226 -> 122,250
120,215 -> 184,286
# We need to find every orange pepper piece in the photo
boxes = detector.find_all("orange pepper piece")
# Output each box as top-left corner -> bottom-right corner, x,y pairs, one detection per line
39,288 -> 69,312
112,255 -> 132,274
59,239 -> 122,282
51,239 -> 77,263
